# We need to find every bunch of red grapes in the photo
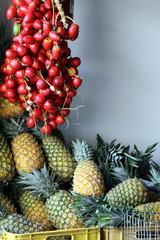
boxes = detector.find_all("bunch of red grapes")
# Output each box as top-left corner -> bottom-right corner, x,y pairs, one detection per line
0,0 -> 82,134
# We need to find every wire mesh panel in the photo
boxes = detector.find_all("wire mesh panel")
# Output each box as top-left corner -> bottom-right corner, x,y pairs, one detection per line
123,211 -> 160,240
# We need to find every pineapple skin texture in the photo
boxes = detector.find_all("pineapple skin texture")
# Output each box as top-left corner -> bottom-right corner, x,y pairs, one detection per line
0,214 -> 45,234
0,133 -> 15,181
0,97 -> 25,118
73,160 -> 105,197
19,191 -> 53,230
45,190 -> 84,230
106,178 -> 148,207
42,136 -> 76,182
11,133 -> 45,173
135,201 -> 160,222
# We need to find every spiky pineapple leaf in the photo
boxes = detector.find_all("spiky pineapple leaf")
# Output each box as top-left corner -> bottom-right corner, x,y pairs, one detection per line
0,115 -> 30,139
130,143 -> 157,178
111,143 -> 158,182
70,191 -> 107,227
17,164 -> 60,199
141,166 -> 160,192
94,205 -> 138,228
96,134 -> 130,191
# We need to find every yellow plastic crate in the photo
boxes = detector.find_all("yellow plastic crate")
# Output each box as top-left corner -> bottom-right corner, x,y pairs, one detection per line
101,227 -> 123,240
0,227 -> 100,240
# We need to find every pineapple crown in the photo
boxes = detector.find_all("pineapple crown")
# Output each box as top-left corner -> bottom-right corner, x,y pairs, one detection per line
17,164 -> 60,199
94,205 -> 138,228
70,191 -> 107,227
0,116 -> 30,139
141,162 -> 160,192
111,143 -> 158,183
71,191 -> 137,228
96,134 -> 130,191
71,138 -> 94,163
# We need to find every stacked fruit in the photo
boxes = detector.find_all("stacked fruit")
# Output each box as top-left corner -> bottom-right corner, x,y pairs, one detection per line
0,0 -> 82,134
0,117 -> 160,234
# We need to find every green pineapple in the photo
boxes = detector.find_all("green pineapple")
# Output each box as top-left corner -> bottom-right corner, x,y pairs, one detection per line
0,132 -> 15,181
72,138 -> 105,197
17,164 -> 84,230
0,117 -> 45,173
135,201 -> 160,222
105,178 -> 149,207
0,207 -> 45,234
42,135 -> 76,182
32,125 -> 76,183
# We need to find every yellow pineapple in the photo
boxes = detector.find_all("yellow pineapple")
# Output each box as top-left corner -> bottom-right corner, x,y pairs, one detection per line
71,139 -> 105,197
19,190 -> 54,230
0,117 -> 45,173
0,95 -> 25,118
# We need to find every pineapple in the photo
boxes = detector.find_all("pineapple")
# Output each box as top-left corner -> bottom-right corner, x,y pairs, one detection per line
32,125 -> 76,183
0,132 -> 15,181
19,190 -> 54,230
0,96 -> 25,118
105,178 -> 149,207
0,209 -> 45,234
0,117 -> 45,173
46,190 -> 84,229
42,135 -> 76,182
72,138 -> 105,197
135,201 -> 160,222
18,164 -> 84,230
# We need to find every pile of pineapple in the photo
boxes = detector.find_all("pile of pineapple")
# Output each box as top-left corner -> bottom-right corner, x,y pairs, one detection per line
0,111 -> 160,235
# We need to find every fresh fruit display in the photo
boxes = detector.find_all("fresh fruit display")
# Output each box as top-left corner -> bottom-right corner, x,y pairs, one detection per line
19,190 -> 54,230
0,117 -> 45,173
0,132 -> 15,181
17,164 -> 84,230
71,138 -> 105,197
0,0 -> 82,134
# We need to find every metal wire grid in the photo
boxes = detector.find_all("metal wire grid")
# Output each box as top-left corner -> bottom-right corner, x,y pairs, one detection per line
123,211 -> 160,240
